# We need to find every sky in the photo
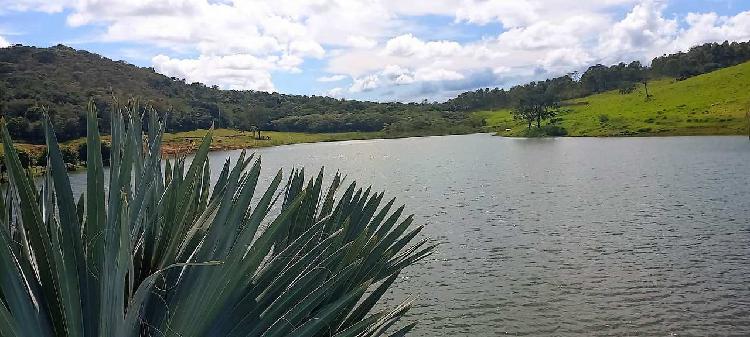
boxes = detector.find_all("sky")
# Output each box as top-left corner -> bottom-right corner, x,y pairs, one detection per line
0,0 -> 749,102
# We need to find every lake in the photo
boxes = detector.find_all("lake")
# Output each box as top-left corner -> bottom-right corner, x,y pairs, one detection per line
68,134 -> 750,336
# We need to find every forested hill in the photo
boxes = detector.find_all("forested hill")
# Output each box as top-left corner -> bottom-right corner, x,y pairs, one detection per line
444,40 -> 750,112
0,44 -> 473,143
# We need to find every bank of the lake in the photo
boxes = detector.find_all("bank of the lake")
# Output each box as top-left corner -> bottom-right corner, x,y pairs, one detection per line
0,128 -> 476,177
157,128 -> 475,155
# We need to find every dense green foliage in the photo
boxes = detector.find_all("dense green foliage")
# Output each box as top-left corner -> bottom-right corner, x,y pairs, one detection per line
510,83 -> 559,129
446,40 -> 750,112
1,40 -> 748,143
651,40 -> 750,78
0,102 -> 434,336
478,60 -> 750,137
0,44 -> 473,143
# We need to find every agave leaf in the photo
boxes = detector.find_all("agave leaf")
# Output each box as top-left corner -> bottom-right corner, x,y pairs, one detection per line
0,300 -> 21,337
283,284 -> 370,337
342,272 -> 401,330
386,322 -> 418,337
0,219 -> 52,336
262,261 -> 362,336
1,119 -> 64,336
332,311 -> 388,337
84,101 -> 106,336
44,114 -> 86,337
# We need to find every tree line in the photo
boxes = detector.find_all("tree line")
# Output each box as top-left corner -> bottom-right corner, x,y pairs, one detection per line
1,40 -> 749,142
444,40 -> 750,112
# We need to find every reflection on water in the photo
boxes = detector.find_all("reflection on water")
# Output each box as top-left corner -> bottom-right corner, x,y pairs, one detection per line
68,134 -> 750,336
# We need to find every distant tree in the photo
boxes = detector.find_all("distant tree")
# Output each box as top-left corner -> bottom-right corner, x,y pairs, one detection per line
642,78 -> 652,100
511,83 -> 558,129
512,99 -> 536,130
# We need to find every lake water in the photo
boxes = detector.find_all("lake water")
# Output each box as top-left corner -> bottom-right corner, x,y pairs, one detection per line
68,134 -> 750,336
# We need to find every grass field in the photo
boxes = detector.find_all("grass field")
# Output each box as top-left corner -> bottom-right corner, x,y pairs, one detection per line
477,61 -> 750,137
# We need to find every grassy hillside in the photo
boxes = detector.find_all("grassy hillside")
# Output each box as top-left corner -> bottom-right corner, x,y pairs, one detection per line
477,61 -> 750,137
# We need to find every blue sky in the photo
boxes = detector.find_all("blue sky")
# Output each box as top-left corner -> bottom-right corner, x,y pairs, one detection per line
1,0 -> 749,102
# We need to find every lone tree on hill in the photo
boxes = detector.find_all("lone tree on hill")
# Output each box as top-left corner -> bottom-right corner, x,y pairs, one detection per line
512,84 -> 559,129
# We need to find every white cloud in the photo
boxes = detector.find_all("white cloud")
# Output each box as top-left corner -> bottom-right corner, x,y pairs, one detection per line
671,11 -> 750,52
492,66 -> 511,75
349,74 -> 380,93
540,48 -> 594,70
497,15 -> 609,50
325,87 -> 345,98
383,34 -> 462,58
599,0 -> 679,62
0,0 -> 72,13
382,64 -> 414,84
346,36 -> 378,49
317,74 -> 347,82
454,0 -> 639,27
331,0 -> 750,100
3,0 -> 749,101
414,68 -> 465,82
455,0 -> 539,27
152,54 -> 276,92
381,65 -> 464,84
0,35 -> 9,48
45,0 -> 333,92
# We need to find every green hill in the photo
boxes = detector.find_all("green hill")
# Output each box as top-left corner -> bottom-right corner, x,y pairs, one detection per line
477,61 -> 750,137
0,44 -> 474,144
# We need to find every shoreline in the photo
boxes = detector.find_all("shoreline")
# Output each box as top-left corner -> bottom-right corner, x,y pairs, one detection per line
2,129 -> 477,176
158,128 -> 479,157
4,129 -> 747,178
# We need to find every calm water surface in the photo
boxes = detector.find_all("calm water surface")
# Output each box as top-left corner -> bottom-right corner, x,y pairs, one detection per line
70,134 -> 750,336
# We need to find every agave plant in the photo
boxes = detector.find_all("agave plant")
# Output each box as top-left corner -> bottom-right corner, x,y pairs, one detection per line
0,102 -> 435,337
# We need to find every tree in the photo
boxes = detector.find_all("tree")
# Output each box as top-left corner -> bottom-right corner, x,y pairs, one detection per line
511,83 -> 558,129
512,99 -> 536,130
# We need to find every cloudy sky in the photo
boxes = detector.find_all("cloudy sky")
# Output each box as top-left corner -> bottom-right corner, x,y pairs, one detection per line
1,0 -> 749,102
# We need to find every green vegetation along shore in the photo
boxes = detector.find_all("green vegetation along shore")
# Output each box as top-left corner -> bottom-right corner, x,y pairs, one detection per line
5,59 -> 750,174
158,127 -> 470,155
477,60 -> 750,137
0,127 -> 473,176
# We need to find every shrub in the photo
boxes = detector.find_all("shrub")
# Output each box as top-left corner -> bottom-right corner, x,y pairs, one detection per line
15,147 -> 32,168
618,84 -> 636,94
598,114 -> 610,124
522,125 -> 568,137
77,141 -> 112,165
35,148 -> 49,166
0,103 -> 433,336
541,125 -> 568,136
61,146 -> 78,165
